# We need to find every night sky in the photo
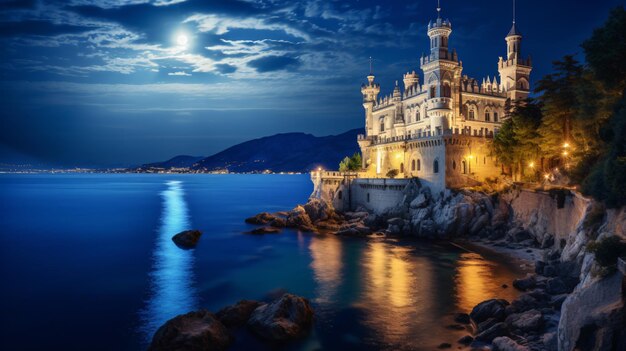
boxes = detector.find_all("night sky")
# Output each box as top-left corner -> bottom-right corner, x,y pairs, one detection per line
1,0 -> 624,167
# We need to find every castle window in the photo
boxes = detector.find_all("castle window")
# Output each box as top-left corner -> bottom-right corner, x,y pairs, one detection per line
416,110 -> 420,121
380,118 -> 385,132
453,160 -> 456,170
338,191 -> 343,200
462,160 -> 467,174
494,112 -> 499,122
442,83 -> 451,98
417,159 -> 421,171
367,193 -> 370,202
429,86 -> 436,98
469,110 -> 475,120
485,112 -> 491,122
411,160 -> 416,171
433,160 -> 439,173
400,163 -> 404,173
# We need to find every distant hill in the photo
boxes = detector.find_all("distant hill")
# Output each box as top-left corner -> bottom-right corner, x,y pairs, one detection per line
193,128 -> 363,173
143,155 -> 205,169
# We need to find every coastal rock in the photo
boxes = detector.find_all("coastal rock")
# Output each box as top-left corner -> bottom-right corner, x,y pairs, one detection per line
512,275 -> 537,291
249,227 -> 281,234
410,194 -> 429,209
286,206 -> 315,232
171,230 -> 202,249
492,336 -> 530,351
248,294 -> 314,341
470,299 -> 509,324
269,218 -> 286,228
245,212 -> 277,225
216,300 -> 262,328
505,309 -> 543,332
475,322 -> 508,342
303,198 -> 333,223
148,310 -> 231,351
458,335 -> 474,345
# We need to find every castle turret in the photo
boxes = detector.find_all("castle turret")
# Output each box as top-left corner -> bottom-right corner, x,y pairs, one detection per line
403,71 -> 419,91
420,1 -> 462,134
361,60 -> 380,137
498,1 -> 532,103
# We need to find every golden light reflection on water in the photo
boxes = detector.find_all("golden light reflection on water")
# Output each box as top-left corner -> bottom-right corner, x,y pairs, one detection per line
309,235 -> 343,303
361,241 -> 434,343
455,252 -> 518,313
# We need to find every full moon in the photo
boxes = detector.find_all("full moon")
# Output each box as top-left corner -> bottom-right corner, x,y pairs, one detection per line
176,34 -> 188,46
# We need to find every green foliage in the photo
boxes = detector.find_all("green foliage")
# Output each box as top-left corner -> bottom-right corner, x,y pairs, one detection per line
491,98 -> 542,180
581,6 -> 626,91
386,169 -> 399,178
338,152 -> 362,172
587,236 -> 626,272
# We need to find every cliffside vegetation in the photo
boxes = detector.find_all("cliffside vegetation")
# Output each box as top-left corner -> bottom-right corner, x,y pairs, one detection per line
491,7 -> 626,207
338,152 -> 362,172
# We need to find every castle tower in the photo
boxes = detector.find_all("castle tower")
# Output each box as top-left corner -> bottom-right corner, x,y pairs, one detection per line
403,71 -> 419,92
361,58 -> 380,137
498,0 -> 532,103
420,0 -> 462,133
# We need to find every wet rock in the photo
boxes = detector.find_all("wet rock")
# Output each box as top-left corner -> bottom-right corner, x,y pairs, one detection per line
492,336 -> 530,351
505,309 -> 543,332
458,335 -> 474,345
245,212 -> 277,225
454,313 -> 471,324
303,198 -> 333,223
512,275 -> 536,291
470,299 -> 509,324
216,300 -> 262,328
171,230 -> 202,249
285,206 -> 315,232
248,294 -> 314,341
148,310 -> 232,351
545,277 -> 569,295
475,322 -> 508,342
506,227 -> 532,243
418,219 -> 437,238
249,227 -> 280,234
550,294 -> 568,310
477,318 -> 499,333
410,194 -> 429,209
269,218 -> 286,228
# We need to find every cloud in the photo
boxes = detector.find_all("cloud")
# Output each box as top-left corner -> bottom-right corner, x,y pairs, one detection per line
183,13 -> 310,40
247,55 -> 300,72
167,71 -> 191,76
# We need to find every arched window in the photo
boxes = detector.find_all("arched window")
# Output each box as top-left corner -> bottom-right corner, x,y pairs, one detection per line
379,118 -> 385,132
416,110 -> 421,121
485,111 -> 491,122
442,83 -> 451,97
400,163 -> 404,173
494,112 -> 499,122
452,160 -> 456,170
429,86 -> 436,98
417,159 -> 421,171
411,160 -> 416,171
462,160 -> 467,174
469,109 -> 475,120
433,160 -> 439,173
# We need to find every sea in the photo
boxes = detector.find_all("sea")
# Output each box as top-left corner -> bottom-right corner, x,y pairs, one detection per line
0,174 -> 525,350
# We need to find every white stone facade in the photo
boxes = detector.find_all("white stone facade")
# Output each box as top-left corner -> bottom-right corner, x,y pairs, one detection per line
357,12 -> 532,192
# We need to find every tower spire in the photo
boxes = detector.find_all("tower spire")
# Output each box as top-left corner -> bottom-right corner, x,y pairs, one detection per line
437,0 -> 441,19
369,56 -> 373,75
513,0 -> 516,24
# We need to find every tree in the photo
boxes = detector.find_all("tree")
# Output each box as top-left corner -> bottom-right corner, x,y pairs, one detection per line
581,6 -> 626,92
492,98 -> 542,181
386,169 -> 399,178
338,152 -> 362,172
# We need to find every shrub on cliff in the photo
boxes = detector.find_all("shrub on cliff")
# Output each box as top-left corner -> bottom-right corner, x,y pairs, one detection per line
339,152 -> 362,172
386,169 -> 399,178
587,236 -> 626,275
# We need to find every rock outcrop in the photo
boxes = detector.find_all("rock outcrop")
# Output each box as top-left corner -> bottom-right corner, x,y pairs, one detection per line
148,310 -> 232,351
247,293 -> 314,341
171,230 -> 202,249
215,300 -> 262,328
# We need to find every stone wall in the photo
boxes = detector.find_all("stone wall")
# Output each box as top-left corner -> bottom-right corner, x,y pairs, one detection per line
348,178 -> 411,214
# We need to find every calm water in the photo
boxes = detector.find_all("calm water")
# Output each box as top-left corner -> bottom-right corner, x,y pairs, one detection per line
0,174 -> 524,350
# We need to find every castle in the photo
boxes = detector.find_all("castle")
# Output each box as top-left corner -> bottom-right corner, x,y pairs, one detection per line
313,2 -> 532,212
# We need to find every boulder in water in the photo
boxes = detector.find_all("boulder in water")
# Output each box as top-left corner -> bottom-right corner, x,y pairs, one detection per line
216,300 -> 262,328
172,230 -> 202,249
245,212 -> 277,225
148,310 -> 232,351
470,299 -> 509,324
249,227 -> 281,235
247,294 -> 314,341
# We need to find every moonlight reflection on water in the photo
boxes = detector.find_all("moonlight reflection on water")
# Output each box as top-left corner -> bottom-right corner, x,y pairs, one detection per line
139,180 -> 198,342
